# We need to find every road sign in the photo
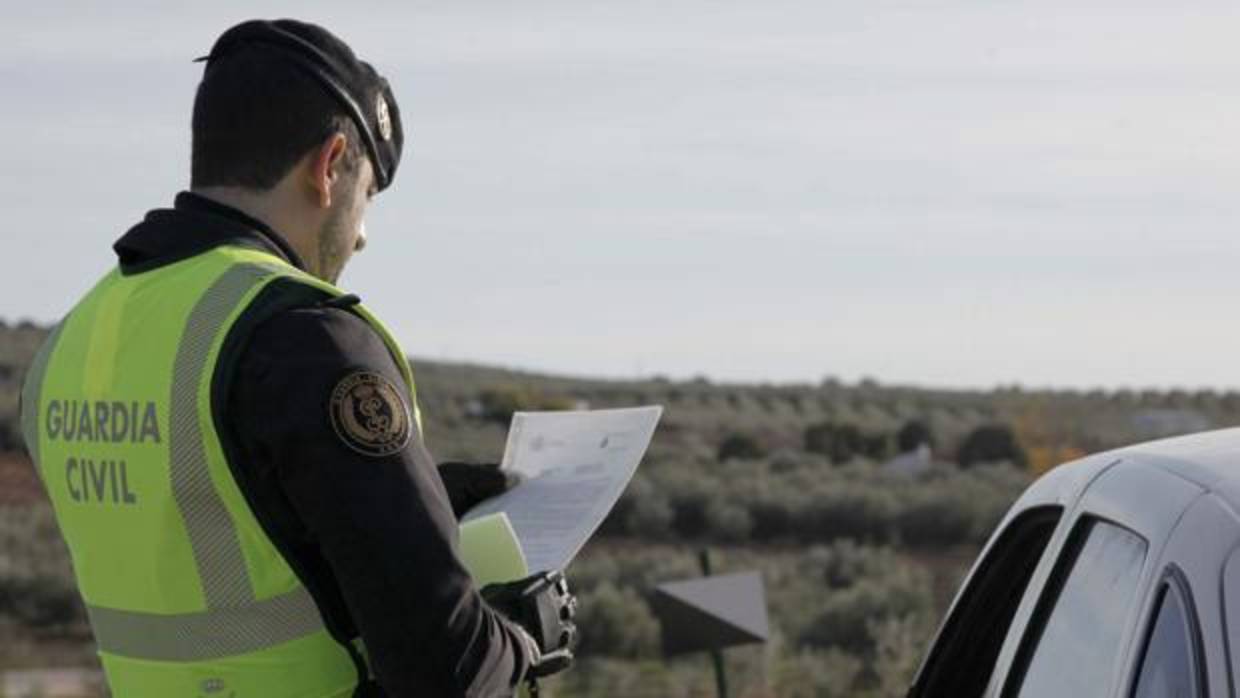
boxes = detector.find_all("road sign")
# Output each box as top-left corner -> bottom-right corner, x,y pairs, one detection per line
651,571 -> 769,656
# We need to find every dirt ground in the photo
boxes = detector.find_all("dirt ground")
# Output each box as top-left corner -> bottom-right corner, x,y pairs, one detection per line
0,453 -> 43,506
0,455 -> 101,694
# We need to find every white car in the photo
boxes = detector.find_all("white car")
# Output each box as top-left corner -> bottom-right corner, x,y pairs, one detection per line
909,428 -> 1240,698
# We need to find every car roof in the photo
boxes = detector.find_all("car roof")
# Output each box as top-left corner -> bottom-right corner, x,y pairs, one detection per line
1113,427 -> 1240,509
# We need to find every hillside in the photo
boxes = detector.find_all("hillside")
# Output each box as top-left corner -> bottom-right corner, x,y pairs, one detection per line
2,321 -> 1238,697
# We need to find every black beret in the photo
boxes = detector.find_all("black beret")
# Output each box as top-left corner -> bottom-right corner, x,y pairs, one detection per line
198,19 -> 404,192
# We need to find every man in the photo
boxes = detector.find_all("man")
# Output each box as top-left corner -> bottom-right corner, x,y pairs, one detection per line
19,19 -> 576,698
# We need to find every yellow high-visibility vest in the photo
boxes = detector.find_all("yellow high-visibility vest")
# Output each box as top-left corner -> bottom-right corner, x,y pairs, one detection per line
20,245 -> 419,698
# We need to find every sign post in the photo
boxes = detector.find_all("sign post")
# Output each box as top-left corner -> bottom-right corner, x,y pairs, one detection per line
650,550 -> 770,698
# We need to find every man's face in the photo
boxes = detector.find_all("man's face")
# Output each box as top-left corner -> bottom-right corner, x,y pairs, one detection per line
316,155 -> 375,284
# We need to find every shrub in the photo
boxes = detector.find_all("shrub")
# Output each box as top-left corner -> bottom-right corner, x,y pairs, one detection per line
749,497 -> 796,541
773,648 -> 863,698
0,504 -> 85,629
574,582 -> 661,658
3,577 -> 82,627
612,456 -> 1030,549
717,433 -> 766,462
801,482 -> 899,544
624,476 -> 675,538
549,657 -> 704,698
805,422 -> 865,463
957,424 -> 1028,468
895,485 -> 978,547
811,540 -> 887,590
703,497 -> 753,543
798,562 -> 933,654
567,547 -> 700,598
473,387 -> 575,425
869,613 -> 936,697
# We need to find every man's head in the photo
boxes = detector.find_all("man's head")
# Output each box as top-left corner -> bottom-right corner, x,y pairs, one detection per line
190,20 -> 403,283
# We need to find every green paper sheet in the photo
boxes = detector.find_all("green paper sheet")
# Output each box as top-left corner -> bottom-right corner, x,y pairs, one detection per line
458,512 -> 529,586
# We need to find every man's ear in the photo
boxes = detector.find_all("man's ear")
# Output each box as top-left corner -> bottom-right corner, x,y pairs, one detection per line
307,133 -> 349,208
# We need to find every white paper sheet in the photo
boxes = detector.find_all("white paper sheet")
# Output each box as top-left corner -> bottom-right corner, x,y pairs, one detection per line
462,406 -> 662,573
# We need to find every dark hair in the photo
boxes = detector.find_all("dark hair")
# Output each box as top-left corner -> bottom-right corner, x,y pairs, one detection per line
191,47 -> 362,190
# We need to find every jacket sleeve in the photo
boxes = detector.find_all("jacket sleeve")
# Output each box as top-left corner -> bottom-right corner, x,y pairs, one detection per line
227,305 -> 530,697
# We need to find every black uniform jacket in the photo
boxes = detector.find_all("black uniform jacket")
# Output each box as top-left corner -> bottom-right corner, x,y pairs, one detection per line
113,192 -> 530,698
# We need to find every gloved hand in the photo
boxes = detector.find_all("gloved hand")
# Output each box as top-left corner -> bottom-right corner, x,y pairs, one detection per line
481,570 -> 578,680
436,462 -> 520,518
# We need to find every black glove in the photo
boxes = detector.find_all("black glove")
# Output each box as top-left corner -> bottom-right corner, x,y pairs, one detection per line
481,570 -> 578,680
436,462 -> 520,518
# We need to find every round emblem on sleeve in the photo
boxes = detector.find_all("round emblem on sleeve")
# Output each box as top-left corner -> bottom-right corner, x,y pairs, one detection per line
329,371 -> 412,457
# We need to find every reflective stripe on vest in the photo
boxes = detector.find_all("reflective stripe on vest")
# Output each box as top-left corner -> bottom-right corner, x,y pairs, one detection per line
85,587 -> 321,662
21,246 -> 417,697
170,262 -> 274,609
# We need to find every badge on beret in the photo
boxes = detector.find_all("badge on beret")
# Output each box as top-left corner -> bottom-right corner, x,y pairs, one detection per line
329,371 -> 411,456
376,94 -> 392,142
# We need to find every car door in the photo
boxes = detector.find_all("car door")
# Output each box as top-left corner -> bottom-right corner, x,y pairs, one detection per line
990,459 -> 1204,698
908,454 -> 1116,698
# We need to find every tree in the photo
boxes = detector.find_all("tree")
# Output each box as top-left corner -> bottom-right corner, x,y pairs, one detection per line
0,420 -> 17,453
804,422 -> 865,464
717,433 -> 765,462
474,387 -> 575,425
957,424 -> 1027,468
896,420 -> 934,453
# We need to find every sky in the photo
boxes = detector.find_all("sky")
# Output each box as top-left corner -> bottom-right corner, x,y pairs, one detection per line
2,1 -> 1239,389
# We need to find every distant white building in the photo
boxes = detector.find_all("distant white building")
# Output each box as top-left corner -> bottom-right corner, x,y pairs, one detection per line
1131,409 -> 1212,439
882,444 -> 933,476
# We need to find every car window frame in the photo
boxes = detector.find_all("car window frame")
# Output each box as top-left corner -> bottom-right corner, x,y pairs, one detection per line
1001,515 -> 1150,698
908,505 -> 1064,698
1126,566 -> 1207,698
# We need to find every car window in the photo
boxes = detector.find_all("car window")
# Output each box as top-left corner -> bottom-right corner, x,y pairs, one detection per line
1132,579 -> 1202,698
1008,519 -> 1148,697
909,506 -> 1062,698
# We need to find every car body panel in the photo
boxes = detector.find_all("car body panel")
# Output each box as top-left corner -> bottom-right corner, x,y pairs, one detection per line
1144,494 -> 1240,697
